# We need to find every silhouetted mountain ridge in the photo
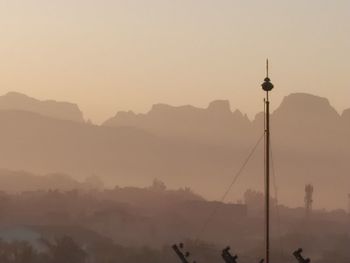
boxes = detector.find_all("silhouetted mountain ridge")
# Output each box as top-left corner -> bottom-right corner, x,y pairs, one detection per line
104,99 -> 252,145
104,93 -> 348,148
0,92 -> 349,209
0,92 -> 84,123
272,93 -> 339,128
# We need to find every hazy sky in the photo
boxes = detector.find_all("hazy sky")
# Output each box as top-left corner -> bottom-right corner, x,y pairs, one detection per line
0,0 -> 349,123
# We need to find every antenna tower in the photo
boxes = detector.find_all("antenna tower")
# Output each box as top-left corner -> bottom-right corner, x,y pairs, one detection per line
305,184 -> 313,218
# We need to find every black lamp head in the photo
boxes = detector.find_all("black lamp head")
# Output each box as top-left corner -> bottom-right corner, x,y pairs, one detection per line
261,77 -> 274,92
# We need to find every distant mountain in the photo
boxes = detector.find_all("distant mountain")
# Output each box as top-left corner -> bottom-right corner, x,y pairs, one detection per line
270,93 -> 340,134
0,92 -> 84,122
0,92 -> 349,209
102,93 -> 350,208
341,108 -> 350,128
103,100 -> 252,146
265,93 -> 345,151
0,109 -> 220,189
104,93 -> 350,149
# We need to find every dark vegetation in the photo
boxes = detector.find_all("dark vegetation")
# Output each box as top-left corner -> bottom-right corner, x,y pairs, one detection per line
1,234 -> 350,263
0,173 -> 349,263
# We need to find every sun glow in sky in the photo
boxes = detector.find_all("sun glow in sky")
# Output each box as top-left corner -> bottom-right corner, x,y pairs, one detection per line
0,0 -> 349,122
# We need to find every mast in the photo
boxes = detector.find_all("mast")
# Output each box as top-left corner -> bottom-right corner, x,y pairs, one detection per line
261,59 -> 274,263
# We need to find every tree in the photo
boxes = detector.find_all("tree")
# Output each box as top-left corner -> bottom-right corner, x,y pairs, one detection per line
150,178 -> 167,192
43,236 -> 86,263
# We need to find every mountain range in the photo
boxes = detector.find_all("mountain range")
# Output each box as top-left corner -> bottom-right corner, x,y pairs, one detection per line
0,92 -> 84,123
0,91 -> 349,209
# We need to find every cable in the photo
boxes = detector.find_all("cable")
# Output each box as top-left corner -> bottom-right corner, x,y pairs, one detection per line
193,133 -> 265,242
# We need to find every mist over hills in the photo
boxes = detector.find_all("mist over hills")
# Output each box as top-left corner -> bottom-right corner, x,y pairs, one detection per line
0,92 -> 349,209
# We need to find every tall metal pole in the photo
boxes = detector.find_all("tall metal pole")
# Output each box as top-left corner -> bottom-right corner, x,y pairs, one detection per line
261,60 -> 274,263
265,91 -> 270,263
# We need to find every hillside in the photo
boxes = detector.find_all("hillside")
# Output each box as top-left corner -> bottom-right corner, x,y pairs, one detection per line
0,93 -> 349,209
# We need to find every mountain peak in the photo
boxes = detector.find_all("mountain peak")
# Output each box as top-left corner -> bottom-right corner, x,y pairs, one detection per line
275,93 -> 339,118
207,100 -> 231,114
0,92 -> 85,123
5,91 -> 30,98
282,92 -> 330,104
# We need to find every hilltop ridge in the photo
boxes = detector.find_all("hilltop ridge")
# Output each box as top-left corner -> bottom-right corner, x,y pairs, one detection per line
0,92 -> 84,123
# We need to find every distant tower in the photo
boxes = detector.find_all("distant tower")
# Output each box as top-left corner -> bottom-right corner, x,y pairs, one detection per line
305,184 -> 314,218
